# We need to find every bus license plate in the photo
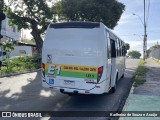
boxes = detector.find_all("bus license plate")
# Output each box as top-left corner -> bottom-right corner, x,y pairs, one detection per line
63,80 -> 75,86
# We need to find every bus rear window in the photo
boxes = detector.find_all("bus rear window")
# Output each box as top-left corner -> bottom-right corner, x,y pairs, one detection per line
50,22 -> 100,29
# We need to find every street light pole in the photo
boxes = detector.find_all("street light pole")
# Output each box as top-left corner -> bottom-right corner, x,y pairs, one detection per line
133,0 -> 147,60
144,0 -> 147,60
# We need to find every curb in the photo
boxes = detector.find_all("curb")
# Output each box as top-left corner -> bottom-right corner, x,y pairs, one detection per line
119,85 -> 135,120
0,69 -> 41,78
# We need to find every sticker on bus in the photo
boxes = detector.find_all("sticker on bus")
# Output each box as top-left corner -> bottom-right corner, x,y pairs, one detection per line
49,78 -> 54,84
45,64 -> 98,80
63,80 -> 75,86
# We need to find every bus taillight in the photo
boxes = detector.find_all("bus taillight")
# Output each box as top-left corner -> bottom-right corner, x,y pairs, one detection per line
42,63 -> 45,77
97,66 -> 103,83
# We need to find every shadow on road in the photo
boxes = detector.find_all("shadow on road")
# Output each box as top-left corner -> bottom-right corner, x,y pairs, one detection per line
0,71 -> 65,111
0,62 -> 139,120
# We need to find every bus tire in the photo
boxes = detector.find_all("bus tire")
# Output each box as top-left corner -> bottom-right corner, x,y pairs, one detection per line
111,75 -> 118,93
121,73 -> 124,78
67,93 -> 75,96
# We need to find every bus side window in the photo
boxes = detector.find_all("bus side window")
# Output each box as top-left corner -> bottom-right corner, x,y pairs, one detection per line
121,41 -> 123,56
110,39 -> 116,58
119,39 -> 122,56
119,40 -> 122,56
116,38 -> 119,57
108,40 -> 111,59
106,30 -> 111,59
122,43 -> 126,56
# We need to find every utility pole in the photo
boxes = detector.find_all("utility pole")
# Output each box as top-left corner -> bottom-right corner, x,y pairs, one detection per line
143,0 -> 147,60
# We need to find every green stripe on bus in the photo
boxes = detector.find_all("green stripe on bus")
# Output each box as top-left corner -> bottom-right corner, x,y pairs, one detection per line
45,70 -> 97,80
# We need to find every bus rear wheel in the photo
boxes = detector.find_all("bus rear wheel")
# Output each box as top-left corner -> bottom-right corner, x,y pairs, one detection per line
121,73 -> 124,78
111,75 -> 118,93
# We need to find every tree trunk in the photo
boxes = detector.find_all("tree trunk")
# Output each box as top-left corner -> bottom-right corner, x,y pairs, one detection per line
30,21 -> 43,56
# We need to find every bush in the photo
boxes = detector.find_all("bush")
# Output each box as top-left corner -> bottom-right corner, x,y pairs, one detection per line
128,50 -> 141,59
132,65 -> 148,87
0,56 -> 41,75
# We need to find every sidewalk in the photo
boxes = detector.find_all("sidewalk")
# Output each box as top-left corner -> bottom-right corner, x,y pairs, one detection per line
120,58 -> 160,120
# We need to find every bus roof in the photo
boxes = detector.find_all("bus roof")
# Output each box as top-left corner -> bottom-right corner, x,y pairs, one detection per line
49,22 -> 100,29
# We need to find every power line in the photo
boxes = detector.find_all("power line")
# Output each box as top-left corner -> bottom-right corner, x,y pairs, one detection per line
118,35 -> 134,36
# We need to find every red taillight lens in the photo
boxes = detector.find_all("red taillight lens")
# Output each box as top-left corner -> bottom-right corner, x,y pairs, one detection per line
42,63 -> 45,77
97,66 -> 103,83
98,67 -> 103,73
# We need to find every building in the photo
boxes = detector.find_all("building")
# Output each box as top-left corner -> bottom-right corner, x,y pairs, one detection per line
0,17 -> 21,43
0,16 -> 35,58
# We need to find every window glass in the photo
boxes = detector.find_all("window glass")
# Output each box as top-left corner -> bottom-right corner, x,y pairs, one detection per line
13,26 -> 16,32
116,38 -> 119,56
106,30 -> 111,59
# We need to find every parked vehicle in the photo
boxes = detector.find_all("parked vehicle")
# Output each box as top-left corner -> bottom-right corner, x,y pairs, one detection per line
42,22 -> 126,95
0,48 -> 6,67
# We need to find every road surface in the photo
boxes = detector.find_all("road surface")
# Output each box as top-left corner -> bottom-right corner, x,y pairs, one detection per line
0,59 -> 140,120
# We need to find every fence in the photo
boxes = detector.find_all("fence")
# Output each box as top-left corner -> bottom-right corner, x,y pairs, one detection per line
150,48 -> 160,60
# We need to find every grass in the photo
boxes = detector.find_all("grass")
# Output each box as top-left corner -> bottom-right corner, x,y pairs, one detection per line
152,57 -> 160,64
132,59 -> 148,87
0,56 -> 41,75
139,59 -> 147,65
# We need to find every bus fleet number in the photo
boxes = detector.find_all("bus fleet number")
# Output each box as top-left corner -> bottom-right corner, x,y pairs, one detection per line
86,74 -> 95,78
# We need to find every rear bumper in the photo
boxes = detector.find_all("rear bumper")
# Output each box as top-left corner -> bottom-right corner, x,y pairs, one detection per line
42,79 -> 107,94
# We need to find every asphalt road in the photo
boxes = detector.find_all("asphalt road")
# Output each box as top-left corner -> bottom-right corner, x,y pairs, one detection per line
0,59 -> 140,120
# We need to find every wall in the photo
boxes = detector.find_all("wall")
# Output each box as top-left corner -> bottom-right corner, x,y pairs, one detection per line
10,46 -> 32,57
150,48 -> 160,60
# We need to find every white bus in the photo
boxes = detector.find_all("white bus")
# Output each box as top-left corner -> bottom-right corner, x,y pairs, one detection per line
42,22 -> 126,95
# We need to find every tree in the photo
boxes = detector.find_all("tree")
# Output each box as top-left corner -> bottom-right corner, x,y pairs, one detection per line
0,0 -> 6,39
146,49 -> 151,58
55,0 -> 125,29
128,50 -> 141,59
5,0 -> 125,55
5,0 -> 54,55
2,40 -> 15,72
152,45 -> 160,49
125,43 -> 130,51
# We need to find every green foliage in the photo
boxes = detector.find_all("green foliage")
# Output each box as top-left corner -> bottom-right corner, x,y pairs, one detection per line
146,49 -> 151,57
0,0 -> 4,10
55,0 -> 125,29
2,40 -> 15,72
0,56 -> 41,75
5,0 -> 55,54
139,59 -> 146,65
5,0 -> 125,54
132,60 -> 148,87
151,45 -> 160,49
6,0 -> 53,31
128,50 -> 141,59
2,40 -> 14,53
152,57 -> 160,64
125,43 -> 130,51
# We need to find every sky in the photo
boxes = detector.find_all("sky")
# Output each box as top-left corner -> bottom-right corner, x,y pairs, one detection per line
113,0 -> 160,56
23,0 -> 160,57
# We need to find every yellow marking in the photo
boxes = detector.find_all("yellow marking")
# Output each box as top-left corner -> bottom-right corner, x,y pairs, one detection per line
45,64 -> 98,74
45,64 -> 49,69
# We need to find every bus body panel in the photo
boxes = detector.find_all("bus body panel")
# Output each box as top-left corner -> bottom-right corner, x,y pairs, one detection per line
42,22 -> 125,94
